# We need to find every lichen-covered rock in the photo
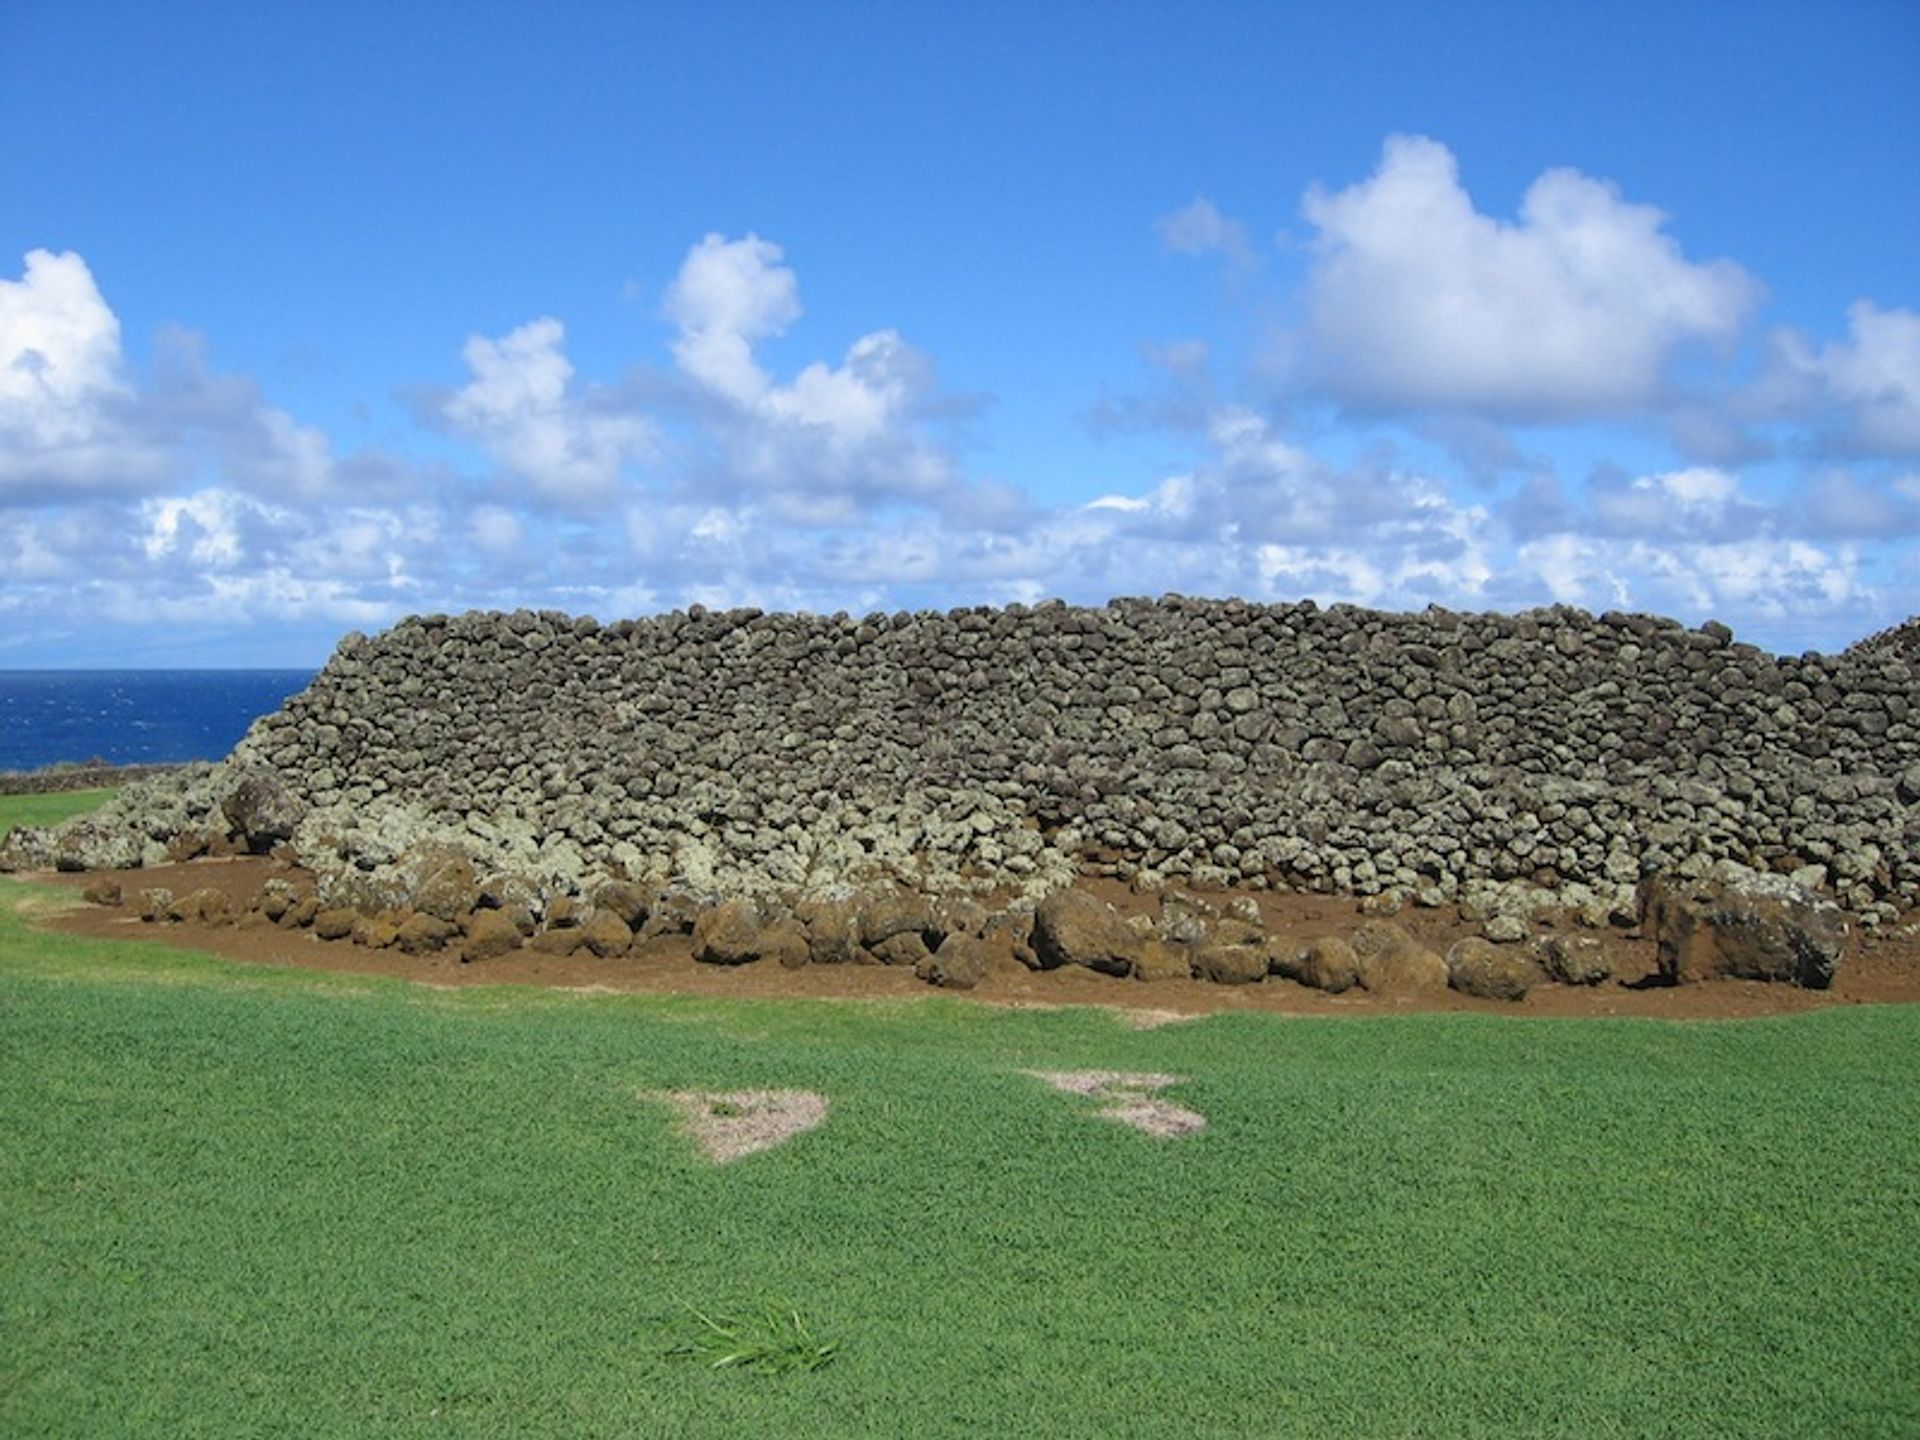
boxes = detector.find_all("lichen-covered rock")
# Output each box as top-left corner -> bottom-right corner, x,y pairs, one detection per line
26,600 -> 1918,928
351,913 -> 402,949
579,908 -> 633,958
1032,889 -> 1145,976
312,907 -> 356,941
1446,937 -> 1539,1001
166,887 -> 232,926
1130,940 -> 1194,983
1194,938 -> 1268,984
1278,936 -> 1361,993
1156,891 -> 1218,946
795,888 -> 863,965
257,877 -> 303,922
1639,865 -> 1849,988
462,908 -> 524,962
0,825 -> 54,871
692,899 -> 767,966
916,934 -> 992,990
1351,922 -> 1449,998
1192,917 -> 1268,984
394,912 -> 457,954
395,843 -> 481,923
221,769 -> 307,853
859,887 -> 935,949
590,879 -> 656,928
871,930 -> 932,968
1535,933 -> 1611,985
528,926 -> 587,956
637,886 -> 705,941
50,818 -> 147,872
761,917 -> 811,970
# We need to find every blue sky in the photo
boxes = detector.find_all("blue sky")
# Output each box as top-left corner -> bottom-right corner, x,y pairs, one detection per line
2,0 -> 1916,666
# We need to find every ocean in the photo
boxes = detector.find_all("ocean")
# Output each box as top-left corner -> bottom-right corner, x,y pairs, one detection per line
0,670 -> 315,773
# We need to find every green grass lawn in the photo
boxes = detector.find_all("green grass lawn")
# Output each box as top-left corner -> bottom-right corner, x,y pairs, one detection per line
0,788 -> 117,844
3,795 -> 1918,1437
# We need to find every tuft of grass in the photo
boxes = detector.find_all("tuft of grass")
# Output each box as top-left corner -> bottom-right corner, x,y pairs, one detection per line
664,1298 -> 840,1374
0,787 -> 116,843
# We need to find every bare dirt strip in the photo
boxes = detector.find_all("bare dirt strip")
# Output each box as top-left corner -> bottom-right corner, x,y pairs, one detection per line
25,856 -> 1920,1021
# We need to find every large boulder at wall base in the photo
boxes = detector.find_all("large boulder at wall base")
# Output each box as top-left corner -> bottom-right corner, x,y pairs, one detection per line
916,933 -> 993,990
1535,933 -> 1612,986
1031,889 -> 1146,976
1350,921 -> 1449,998
1192,919 -> 1270,985
692,899 -> 770,966
1445,937 -> 1539,1001
220,770 -> 307,853
858,887 -> 937,950
461,908 -> 524,962
579,908 -> 635,958
1639,864 -> 1848,988
1276,936 -> 1362,993
795,888 -> 863,965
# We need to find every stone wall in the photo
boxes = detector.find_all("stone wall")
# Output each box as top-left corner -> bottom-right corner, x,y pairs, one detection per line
12,598 -> 1919,924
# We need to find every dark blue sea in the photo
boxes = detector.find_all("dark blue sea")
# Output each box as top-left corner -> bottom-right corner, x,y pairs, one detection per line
0,671 -> 315,773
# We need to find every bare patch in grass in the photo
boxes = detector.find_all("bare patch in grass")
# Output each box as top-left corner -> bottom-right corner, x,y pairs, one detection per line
1110,1007 -> 1206,1030
1024,1069 -> 1207,1138
646,1088 -> 829,1163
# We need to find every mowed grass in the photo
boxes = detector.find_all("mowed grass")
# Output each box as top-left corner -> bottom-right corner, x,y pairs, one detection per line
0,787 -> 116,843
3,796 -> 1918,1437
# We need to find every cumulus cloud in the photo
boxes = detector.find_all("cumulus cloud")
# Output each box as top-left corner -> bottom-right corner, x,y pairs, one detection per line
663,233 -> 803,404
2,214 -> 1911,666
1299,135 -> 1757,418
1753,301 -> 1920,456
0,249 -> 165,498
1518,532 -> 1861,622
443,317 -> 655,506
658,233 -> 964,519
0,251 -> 369,508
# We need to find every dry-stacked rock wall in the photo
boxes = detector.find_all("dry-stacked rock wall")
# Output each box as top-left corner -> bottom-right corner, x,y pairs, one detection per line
12,599 -> 1919,924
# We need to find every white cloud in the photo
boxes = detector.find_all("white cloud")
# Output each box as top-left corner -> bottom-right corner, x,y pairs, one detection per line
1584,465 -> 1766,541
444,317 -> 654,506
141,490 -> 261,566
1157,198 -> 1255,269
1299,135 -> 1756,417
1755,301 -> 1920,456
0,249 -> 125,436
658,233 -> 961,516
663,233 -> 802,404
0,249 -> 166,499
1519,532 -> 1862,623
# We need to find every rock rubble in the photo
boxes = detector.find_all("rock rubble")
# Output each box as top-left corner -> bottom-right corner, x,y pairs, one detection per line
5,598 -> 1915,941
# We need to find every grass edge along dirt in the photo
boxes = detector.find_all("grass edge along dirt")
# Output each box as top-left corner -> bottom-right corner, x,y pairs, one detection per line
3,859 -> 1919,1438
0,787 -> 116,845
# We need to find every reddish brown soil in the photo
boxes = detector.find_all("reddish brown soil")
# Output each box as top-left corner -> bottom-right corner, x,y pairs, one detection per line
29,857 -> 1920,1021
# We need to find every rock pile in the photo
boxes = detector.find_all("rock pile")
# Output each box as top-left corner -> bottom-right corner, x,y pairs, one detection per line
1848,615 -> 1920,667
5,599 -> 1916,938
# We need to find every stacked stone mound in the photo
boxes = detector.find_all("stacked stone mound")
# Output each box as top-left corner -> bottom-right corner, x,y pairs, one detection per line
7,599 -> 1918,930
1848,615 -> 1920,667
